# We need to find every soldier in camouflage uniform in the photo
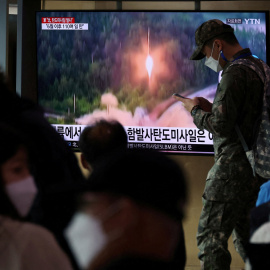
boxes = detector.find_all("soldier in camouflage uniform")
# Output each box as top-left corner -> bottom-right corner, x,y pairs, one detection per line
174,19 -> 268,269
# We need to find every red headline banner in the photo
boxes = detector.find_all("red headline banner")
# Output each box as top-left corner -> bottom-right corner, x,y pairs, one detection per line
41,17 -> 75,23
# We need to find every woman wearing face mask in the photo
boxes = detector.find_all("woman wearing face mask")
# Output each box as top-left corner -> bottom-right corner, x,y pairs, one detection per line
0,124 -> 73,270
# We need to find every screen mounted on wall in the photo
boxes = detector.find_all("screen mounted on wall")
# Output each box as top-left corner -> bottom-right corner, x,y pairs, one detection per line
36,10 -> 269,154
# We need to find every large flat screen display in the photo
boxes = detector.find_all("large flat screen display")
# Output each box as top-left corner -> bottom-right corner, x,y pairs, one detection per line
36,10 -> 268,154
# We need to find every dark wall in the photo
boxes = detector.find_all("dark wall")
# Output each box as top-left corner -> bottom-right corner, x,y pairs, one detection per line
17,0 -> 40,102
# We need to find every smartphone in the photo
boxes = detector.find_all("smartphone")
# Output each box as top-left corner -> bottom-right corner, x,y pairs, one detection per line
172,93 -> 188,99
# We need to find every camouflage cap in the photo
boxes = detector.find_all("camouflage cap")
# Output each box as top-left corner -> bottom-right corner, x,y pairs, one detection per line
190,19 -> 234,60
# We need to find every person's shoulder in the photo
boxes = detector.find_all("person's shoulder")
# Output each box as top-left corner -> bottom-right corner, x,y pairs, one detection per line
19,221 -> 56,242
224,57 -> 266,77
0,217 -> 54,250
0,216 -> 73,270
0,217 -> 56,245
223,62 -> 252,76
0,215 -> 21,229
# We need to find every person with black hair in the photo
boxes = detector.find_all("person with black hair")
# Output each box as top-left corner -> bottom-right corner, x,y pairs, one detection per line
77,119 -> 187,269
65,149 -> 187,270
0,68 -> 85,269
79,119 -> 128,172
0,123 -> 73,270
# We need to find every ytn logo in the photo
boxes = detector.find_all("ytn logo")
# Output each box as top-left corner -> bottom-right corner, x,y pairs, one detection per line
244,19 -> 261,24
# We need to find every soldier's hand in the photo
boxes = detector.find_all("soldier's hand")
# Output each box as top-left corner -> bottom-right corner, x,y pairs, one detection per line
197,97 -> 212,112
173,95 -> 200,113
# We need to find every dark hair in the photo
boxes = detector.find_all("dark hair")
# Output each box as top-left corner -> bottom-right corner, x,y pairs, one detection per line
205,32 -> 239,48
0,68 -> 21,116
0,123 -> 30,219
79,119 -> 128,166
0,68 -> 42,122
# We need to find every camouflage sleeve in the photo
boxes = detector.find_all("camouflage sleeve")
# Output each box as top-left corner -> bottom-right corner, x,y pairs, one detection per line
192,67 -> 245,136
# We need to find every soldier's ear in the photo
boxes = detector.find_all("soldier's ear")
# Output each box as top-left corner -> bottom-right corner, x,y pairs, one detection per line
214,39 -> 223,51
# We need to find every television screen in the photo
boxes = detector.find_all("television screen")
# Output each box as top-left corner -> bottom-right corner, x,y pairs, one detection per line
36,10 -> 268,154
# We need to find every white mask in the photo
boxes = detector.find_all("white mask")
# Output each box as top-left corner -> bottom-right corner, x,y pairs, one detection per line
64,212 -> 107,269
5,175 -> 37,217
204,42 -> 223,73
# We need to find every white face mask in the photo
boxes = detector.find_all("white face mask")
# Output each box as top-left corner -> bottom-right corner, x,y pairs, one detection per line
204,42 -> 223,73
5,175 -> 37,217
65,212 -> 107,269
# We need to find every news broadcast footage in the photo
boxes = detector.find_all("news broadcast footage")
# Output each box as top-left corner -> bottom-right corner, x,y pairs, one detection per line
36,11 -> 268,154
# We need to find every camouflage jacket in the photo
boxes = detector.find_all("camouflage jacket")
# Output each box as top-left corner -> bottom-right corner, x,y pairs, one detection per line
193,48 -> 264,166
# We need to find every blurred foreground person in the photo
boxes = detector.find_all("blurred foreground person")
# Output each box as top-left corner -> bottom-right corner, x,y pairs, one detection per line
65,149 -> 187,270
0,68 -> 85,269
0,124 -> 73,270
